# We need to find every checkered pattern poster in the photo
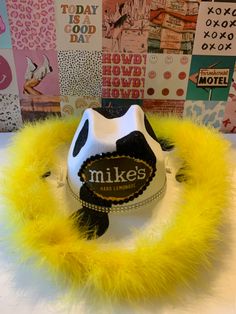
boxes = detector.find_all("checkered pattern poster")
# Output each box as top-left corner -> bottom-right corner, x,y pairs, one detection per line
0,0 -> 236,132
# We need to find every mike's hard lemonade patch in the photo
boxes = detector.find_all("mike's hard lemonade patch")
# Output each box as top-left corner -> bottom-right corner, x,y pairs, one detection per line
78,153 -> 155,202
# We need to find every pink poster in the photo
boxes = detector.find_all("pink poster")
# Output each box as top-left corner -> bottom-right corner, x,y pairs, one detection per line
6,0 -> 56,50
0,49 -> 18,94
13,50 -> 60,97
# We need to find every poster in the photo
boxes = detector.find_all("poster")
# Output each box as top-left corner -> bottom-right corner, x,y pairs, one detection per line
193,2 -> 236,56
0,49 -> 18,94
228,63 -> 236,101
0,94 -> 22,132
184,100 -> 226,129
56,0 -> 102,51
148,0 -> 200,54
6,0 -> 56,50
186,55 -> 235,101
0,0 -> 12,48
0,0 -> 236,132
145,54 -> 191,99
221,101 -> 236,133
13,50 -> 60,98
143,99 -> 184,116
61,95 -> 101,116
58,50 -> 102,96
102,0 -> 151,53
102,53 -> 146,99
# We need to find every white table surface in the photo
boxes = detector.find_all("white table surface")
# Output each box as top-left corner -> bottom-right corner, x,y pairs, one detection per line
0,132 -> 236,314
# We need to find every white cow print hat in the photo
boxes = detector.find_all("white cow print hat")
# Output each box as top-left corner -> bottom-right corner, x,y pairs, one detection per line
67,105 -> 167,239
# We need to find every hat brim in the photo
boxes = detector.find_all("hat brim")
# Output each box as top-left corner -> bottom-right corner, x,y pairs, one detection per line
2,115 -> 231,300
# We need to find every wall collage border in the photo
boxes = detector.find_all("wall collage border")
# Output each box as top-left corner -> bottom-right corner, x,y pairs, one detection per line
0,0 -> 236,132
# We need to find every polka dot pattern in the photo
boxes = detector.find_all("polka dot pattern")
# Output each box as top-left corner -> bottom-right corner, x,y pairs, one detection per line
58,51 -> 102,97
145,54 -> 191,100
178,72 -> 187,80
162,88 -> 169,96
147,88 -> 155,96
0,94 -> 22,131
163,71 -> 171,79
148,71 -> 156,79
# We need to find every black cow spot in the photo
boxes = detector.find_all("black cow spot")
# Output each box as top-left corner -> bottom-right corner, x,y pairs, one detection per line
73,119 -> 89,157
116,131 -> 156,166
80,184 -> 112,209
144,115 -> 158,142
41,171 -> 51,178
93,106 -> 131,119
71,207 -> 109,240
156,138 -> 174,151
78,184 -> 111,239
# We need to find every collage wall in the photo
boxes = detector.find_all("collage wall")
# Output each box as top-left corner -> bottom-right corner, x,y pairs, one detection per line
0,0 -> 236,132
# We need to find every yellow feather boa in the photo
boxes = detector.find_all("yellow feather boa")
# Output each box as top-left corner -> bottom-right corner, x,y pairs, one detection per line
1,115 -> 231,301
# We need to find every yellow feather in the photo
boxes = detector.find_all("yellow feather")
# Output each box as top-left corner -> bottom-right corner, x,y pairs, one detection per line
1,115 -> 232,301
